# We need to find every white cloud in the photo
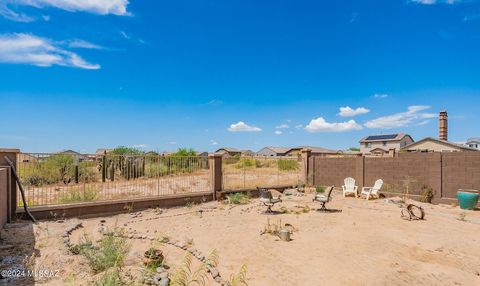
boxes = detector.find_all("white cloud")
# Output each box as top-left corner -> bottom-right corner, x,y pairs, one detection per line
410,0 -> 462,4
338,106 -> 370,117
373,93 -> 388,99
227,121 -> 262,132
305,117 -> 363,133
132,144 -> 147,149
275,124 -> 289,129
274,130 -> 283,135
364,105 -> 437,129
1,0 -> 130,20
0,4 -> 35,22
169,141 -> 177,145
210,140 -> 218,146
295,124 -> 303,129
0,33 -> 100,69
67,39 -> 103,49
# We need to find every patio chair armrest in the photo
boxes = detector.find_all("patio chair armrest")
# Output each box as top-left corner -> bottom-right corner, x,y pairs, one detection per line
361,187 -> 373,192
354,186 -> 358,192
342,185 -> 346,191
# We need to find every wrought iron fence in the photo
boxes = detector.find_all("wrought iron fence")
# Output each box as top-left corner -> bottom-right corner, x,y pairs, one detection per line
222,156 -> 304,190
17,153 -> 211,206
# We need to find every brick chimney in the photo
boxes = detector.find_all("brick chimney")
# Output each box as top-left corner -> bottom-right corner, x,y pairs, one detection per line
439,110 -> 448,141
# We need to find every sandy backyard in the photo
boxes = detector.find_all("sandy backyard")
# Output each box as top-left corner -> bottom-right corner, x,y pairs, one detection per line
1,191 -> 480,286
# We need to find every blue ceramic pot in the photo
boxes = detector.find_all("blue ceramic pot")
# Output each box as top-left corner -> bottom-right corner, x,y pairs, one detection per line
457,189 -> 479,210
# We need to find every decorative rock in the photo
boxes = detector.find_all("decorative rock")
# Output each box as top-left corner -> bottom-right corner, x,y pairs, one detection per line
159,278 -> 170,286
210,268 -> 219,278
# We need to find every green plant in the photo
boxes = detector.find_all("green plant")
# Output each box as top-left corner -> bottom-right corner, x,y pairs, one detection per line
229,264 -> 248,286
79,229 -> 130,273
95,267 -> 134,286
170,252 -> 210,286
60,186 -> 98,203
315,186 -> 325,193
227,193 -> 250,204
111,146 -> 144,155
173,148 -> 197,157
277,159 -> 299,171
421,185 -> 435,203
235,157 -> 257,169
144,247 -> 165,271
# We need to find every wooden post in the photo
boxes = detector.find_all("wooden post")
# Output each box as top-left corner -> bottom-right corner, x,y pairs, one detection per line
0,148 -> 20,222
209,153 -> 223,200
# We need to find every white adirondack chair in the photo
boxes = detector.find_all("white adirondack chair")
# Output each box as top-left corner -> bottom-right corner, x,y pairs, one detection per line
360,179 -> 383,200
342,177 -> 358,198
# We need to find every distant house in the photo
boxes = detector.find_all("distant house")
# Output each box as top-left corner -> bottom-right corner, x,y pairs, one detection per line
464,138 -> 480,150
359,133 -> 414,155
95,148 -> 113,155
256,147 -> 291,157
196,151 -> 209,157
240,150 -> 255,156
404,137 -> 478,153
57,150 -> 89,161
285,146 -> 341,157
215,148 -> 242,157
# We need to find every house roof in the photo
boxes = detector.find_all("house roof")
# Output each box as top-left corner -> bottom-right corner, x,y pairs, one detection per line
359,133 -> 412,143
466,137 -> 480,143
57,149 -> 81,155
404,137 -> 478,151
259,146 -> 291,154
95,148 -> 113,155
290,146 -> 340,154
215,147 -> 240,153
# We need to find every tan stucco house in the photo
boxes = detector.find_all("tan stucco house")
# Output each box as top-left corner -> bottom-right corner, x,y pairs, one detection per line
404,137 -> 478,153
359,133 -> 414,155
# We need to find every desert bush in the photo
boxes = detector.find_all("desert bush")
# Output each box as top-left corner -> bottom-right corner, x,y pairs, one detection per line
170,252 -> 209,286
172,147 -> 197,156
277,159 -> 299,171
20,154 -> 75,186
60,186 -> 98,203
229,264 -> 248,286
315,186 -> 325,193
95,267 -> 133,286
79,229 -> 130,273
145,162 -> 169,178
227,193 -> 250,204
235,158 -> 257,168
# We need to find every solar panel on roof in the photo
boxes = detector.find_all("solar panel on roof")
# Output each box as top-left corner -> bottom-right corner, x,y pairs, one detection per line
365,134 -> 398,141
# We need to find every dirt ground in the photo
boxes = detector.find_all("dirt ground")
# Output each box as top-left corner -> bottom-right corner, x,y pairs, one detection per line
1,191 -> 480,286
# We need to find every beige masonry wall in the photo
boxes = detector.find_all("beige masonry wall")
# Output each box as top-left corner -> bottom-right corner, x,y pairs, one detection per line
0,168 -> 8,228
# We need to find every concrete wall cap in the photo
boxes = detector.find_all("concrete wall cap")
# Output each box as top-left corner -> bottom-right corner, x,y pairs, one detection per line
0,148 -> 20,153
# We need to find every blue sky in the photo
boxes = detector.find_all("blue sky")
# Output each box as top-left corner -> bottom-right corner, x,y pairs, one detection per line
0,0 -> 479,153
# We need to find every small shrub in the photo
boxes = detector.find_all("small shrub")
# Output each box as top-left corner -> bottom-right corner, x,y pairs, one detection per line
170,252 -> 210,286
421,185 -> 435,203
277,159 -> 299,171
235,158 -> 257,169
60,186 -> 98,203
80,229 -> 130,273
315,186 -> 325,193
95,267 -> 133,286
227,193 -> 250,204
229,264 -> 248,286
